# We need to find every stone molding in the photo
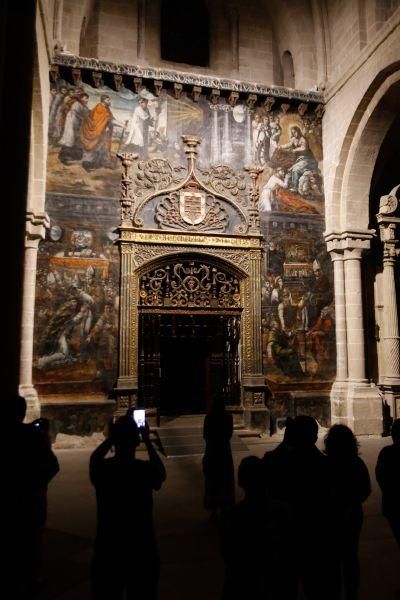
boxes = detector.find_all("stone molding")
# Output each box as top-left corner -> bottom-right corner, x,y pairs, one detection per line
25,210 -> 50,243
325,229 -> 375,254
51,54 -> 324,104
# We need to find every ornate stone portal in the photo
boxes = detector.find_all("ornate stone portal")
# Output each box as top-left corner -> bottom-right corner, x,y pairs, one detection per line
115,136 -> 266,425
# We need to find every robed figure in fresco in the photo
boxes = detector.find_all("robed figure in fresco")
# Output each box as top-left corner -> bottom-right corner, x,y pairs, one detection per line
80,94 -> 125,171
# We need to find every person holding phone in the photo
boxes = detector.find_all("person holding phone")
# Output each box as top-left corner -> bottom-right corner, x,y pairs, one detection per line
90,410 -> 166,600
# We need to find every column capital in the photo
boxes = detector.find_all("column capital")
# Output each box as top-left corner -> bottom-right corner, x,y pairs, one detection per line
25,210 -> 50,243
324,229 -> 375,254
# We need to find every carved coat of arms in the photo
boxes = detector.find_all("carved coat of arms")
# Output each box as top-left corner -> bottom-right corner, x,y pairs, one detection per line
179,190 -> 206,225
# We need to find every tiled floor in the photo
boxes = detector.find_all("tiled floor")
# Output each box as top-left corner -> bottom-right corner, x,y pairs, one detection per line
40,427 -> 400,599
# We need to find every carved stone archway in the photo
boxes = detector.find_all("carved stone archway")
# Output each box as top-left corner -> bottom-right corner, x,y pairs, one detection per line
115,136 -> 267,426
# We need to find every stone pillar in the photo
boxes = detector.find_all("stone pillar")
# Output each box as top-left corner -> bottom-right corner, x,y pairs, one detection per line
377,187 -> 400,420
242,248 -> 268,432
326,232 -> 382,434
344,248 -> 367,383
19,210 -> 49,420
330,250 -> 348,381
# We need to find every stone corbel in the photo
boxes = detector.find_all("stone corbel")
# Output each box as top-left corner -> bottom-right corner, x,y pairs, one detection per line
25,211 -> 50,246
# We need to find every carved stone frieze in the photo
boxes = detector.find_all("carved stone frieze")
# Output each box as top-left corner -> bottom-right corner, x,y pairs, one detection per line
51,54 -> 324,103
128,244 -> 250,274
198,164 -> 248,207
134,158 -> 186,199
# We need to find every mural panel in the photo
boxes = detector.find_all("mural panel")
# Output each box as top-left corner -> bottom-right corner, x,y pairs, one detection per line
38,77 -> 334,399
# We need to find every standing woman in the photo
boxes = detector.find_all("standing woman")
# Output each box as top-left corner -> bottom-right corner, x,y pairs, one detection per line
202,399 -> 235,519
324,425 -> 371,600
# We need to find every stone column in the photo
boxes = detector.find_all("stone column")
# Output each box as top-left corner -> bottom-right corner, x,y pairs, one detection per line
377,190 -> 400,420
19,210 -> 49,420
326,232 -> 382,434
329,250 -> 348,381
344,247 -> 368,383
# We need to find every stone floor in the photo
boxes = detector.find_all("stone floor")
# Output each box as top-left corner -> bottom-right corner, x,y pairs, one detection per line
39,422 -> 400,599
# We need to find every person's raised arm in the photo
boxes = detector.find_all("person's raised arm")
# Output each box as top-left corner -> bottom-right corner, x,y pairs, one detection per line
89,429 -> 114,486
140,423 -> 166,490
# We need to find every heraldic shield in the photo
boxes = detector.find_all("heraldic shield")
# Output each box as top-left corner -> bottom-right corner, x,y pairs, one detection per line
179,189 -> 206,225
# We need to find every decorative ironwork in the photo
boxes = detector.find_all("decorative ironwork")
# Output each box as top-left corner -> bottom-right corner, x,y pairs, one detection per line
139,260 -> 241,308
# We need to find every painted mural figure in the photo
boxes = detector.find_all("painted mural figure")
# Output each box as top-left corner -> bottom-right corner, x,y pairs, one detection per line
37,298 -> 81,369
58,92 -> 90,164
48,85 -> 68,145
278,125 -> 320,192
81,94 -> 125,171
259,167 -> 290,212
268,115 -> 282,158
266,319 -> 303,378
86,303 -> 117,378
252,114 -> 271,165
306,305 -> 334,373
125,97 -> 154,158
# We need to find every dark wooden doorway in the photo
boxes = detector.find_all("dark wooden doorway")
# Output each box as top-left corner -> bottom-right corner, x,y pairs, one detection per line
138,312 -> 240,415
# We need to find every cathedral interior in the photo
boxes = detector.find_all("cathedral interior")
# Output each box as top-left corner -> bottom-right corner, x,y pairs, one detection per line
4,0 -> 400,439
4,1 -> 400,599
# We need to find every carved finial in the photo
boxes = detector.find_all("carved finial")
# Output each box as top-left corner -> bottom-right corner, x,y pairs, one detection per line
117,152 -> 139,226
379,185 -> 400,215
181,135 -> 202,162
244,165 -> 264,233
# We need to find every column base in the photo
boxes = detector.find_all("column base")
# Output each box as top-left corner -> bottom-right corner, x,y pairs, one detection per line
18,384 -> 40,421
242,375 -> 269,432
330,380 -> 383,435
380,383 -> 400,423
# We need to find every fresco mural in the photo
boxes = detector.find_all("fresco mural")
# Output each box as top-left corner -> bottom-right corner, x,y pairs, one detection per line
33,195 -> 120,396
39,76 -> 334,400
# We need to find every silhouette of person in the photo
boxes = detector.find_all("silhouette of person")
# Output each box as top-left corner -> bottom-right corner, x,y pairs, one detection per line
90,412 -> 166,600
202,399 -> 235,519
220,456 -> 294,600
262,415 -> 339,600
324,424 -> 371,600
7,395 -> 59,597
376,418 -> 400,547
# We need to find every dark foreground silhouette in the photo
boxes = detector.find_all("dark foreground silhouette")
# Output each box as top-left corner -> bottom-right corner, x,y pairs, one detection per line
203,400 -> 235,519
376,418 -> 400,547
262,415 -> 340,600
90,413 -> 166,600
7,395 -> 59,598
325,424 -> 371,600
220,455 -> 294,599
